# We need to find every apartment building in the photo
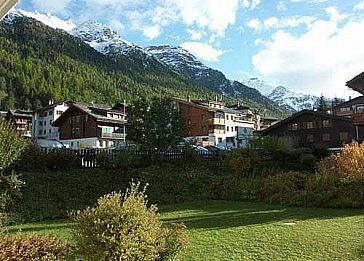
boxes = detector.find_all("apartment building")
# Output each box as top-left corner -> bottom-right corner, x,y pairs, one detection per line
173,98 -> 255,149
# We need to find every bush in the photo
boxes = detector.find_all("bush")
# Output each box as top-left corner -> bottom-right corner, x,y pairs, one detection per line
16,145 -> 47,172
46,148 -> 77,171
72,182 -> 188,261
96,151 -> 115,169
114,150 -> 141,169
0,233 -> 69,261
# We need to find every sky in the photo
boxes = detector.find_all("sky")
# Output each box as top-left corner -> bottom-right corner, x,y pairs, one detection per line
14,0 -> 364,99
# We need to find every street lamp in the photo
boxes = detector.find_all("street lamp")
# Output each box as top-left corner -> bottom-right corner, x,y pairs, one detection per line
0,0 -> 20,21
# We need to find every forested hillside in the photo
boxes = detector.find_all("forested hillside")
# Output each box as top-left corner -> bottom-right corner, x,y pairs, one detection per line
0,16 -> 286,117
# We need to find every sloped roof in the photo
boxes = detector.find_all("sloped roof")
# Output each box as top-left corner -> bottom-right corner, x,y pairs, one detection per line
53,103 -> 125,127
346,71 -> 364,94
333,96 -> 364,109
260,109 -> 352,135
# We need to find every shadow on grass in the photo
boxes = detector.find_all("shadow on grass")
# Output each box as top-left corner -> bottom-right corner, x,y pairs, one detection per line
159,200 -> 364,230
7,220 -> 75,234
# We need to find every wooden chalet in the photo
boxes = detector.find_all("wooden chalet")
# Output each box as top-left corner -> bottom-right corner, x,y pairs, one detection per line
52,102 -> 126,149
260,109 -> 364,148
6,109 -> 33,137
346,72 -> 364,125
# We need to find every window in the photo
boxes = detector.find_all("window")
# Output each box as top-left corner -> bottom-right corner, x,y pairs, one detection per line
291,123 -> 298,130
218,137 -> 222,143
201,114 -> 206,121
49,129 -> 51,133
322,133 -> 330,142
48,111 -> 53,116
202,125 -> 207,132
38,130 -> 42,135
102,127 -> 112,134
226,115 -> 229,120
49,120 -> 53,124
340,107 -> 351,112
355,105 -> 364,113
56,110 -> 63,115
322,120 -> 330,127
340,132 -> 348,141
72,128 -> 81,135
44,121 -> 46,126
43,130 -> 46,134
39,121 -> 43,126
307,135 -> 314,143
305,121 -> 313,129
227,126 -> 229,132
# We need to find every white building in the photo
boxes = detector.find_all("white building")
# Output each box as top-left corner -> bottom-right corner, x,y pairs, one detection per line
32,100 -> 72,140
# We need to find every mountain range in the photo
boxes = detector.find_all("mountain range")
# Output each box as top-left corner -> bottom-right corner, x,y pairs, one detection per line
2,9 -> 326,115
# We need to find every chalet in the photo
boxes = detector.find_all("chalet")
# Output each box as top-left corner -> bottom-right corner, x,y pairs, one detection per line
346,72 -> 364,125
332,96 -> 364,119
52,102 -> 127,149
260,109 -> 364,149
173,98 -> 255,148
6,109 -> 33,138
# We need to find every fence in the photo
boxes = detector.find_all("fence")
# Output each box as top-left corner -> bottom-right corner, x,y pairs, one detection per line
42,148 -> 220,168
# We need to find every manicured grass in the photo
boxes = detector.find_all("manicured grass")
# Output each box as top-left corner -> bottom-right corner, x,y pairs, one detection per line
7,200 -> 364,260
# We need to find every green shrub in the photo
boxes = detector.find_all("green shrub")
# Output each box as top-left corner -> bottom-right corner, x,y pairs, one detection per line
46,148 -> 77,171
0,232 -> 69,261
96,151 -> 115,169
299,153 -> 317,170
114,150 -> 141,169
226,149 -> 260,178
16,145 -> 47,172
72,182 -> 188,261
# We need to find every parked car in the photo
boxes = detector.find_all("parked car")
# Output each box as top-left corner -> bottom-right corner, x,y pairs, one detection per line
112,143 -> 139,151
205,145 -> 225,152
34,138 -> 65,149
192,145 -> 209,152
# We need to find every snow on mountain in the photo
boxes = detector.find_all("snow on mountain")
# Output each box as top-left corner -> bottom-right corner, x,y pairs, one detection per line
70,20 -> 148,57
242,78 -> 275,96
146,45 -> 208,72
8,9 -> 76,31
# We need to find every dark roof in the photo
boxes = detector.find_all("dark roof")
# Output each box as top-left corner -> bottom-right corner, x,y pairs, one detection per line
260,109 -> 352,135
53,104 -> 125,127
333,96 -> 364,109
346,71 -> 364,94
35,100 -> 73,112
8,109 -> 33,118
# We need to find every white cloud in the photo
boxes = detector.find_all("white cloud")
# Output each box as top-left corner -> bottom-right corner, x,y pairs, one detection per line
165,0 -> 240,36
252,18 -> 364,97
181,42 -> 227,62
143,25 -> 161,40
247,18 -> 261,30
354,1 -> 364,11
187,29 -> 205,40
242,0 -> 250,8
250,16 -> 316,32
31,0 -> 72,13
251,0 -> 261,9
277,1 -> 286,11
325,7 -> 349,22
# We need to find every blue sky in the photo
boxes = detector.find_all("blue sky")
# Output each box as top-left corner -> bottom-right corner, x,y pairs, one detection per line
15,0 -> 364,98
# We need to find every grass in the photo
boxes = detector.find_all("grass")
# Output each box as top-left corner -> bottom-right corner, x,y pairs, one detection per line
7,200 -> 364,260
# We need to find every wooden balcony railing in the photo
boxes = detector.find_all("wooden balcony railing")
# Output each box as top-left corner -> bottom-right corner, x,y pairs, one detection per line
101,132 -> 126,139
353,112 -> 364,125
209,118 -> 225,125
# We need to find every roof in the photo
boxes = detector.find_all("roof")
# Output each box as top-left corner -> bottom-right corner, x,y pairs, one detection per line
35,100 -> 73,112
260,109 -> 352,135
53,103 -> 125,127
333,96 -> 364,109
8,109 -> 33,118
346,71 -> 364,94
173,97 -> 243,115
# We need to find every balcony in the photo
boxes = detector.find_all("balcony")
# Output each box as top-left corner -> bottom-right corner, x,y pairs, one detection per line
209,129 -> 225,134
101,132 -> 126,139
353,112 -> 364,125
209,118 -> 225,125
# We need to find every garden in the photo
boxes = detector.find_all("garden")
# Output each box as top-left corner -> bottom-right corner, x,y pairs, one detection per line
1,118 -> 364,260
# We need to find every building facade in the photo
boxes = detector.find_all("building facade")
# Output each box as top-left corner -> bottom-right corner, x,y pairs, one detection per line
52,103 -> 126,149
32,100 -> 72,140
6,109 -> 33,138
260,110 -> 364,148
173,98 -> 255,149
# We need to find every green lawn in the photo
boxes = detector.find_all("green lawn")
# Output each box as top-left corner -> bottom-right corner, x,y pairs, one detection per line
7,200 -> 364,260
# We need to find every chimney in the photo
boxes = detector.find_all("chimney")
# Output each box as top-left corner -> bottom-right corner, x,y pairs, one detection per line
187,96 -> 191,103
349,96 -> 352,101
48,100 -> 53,105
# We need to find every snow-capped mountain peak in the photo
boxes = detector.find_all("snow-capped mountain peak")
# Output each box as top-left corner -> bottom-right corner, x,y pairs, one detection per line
242,78 -> 276,96
7,9 -> 76,32
70,20 -> 147,57
145,45 -> 208,71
